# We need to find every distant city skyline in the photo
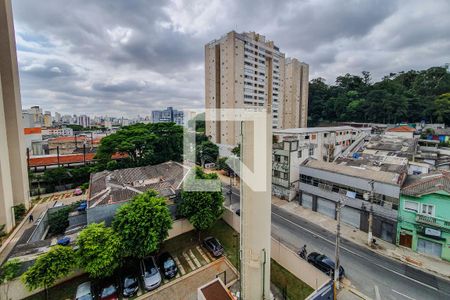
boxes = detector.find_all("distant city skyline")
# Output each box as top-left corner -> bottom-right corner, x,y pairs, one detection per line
13,0 -> 450,116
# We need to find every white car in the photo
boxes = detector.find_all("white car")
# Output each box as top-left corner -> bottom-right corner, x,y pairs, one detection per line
75,281 -> 93,300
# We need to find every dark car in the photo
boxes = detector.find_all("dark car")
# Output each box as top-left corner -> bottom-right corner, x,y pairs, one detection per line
235,209 -> 241,216
77,201 -> 88,212
57,236 -> 71,246
140,256 -> 162,291
158,252 -> 178,279
98,282 -> 119,300
307,252 -> 345,279
121,273 -> 139,298
203,236 -> 224,257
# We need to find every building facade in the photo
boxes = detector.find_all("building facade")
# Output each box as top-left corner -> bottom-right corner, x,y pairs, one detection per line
78,115 -> 90,128
152,106 -> 184,125
299,159 -> 406,243
397,172 -> 450,261
283,58 -> 309,128
205,31 -> 308,145
0,0 -> 30,232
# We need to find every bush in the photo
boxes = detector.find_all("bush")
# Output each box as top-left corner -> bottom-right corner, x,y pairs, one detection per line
13,204 -> 26,221
80,182 -> 89,191
48,207 -> 71,235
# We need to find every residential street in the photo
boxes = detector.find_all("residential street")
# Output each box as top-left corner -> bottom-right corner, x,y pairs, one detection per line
223,186 -> 450,300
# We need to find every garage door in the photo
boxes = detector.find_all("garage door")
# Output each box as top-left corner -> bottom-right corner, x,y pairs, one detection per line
302,194 -> 313,209
317,198 -> 335,219
417,238 -> 442,258
341,206 -> 360,229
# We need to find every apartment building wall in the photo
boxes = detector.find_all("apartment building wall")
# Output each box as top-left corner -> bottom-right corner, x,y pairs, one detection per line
0,0 -> 30,232
283,58 -> 309,129
205,31 -> 287,145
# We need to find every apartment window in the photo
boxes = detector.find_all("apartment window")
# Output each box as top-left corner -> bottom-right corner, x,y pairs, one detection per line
298,150 -> 302,158
421,204 -> 435,216
309,147 -> 314,156
244,95 -> 253,99
404,201 -> 419,213
304,135 -> 310,140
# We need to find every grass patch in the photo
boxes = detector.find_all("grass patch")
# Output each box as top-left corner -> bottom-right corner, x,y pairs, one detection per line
205,219 -> 240,268
271,259 -> 314,300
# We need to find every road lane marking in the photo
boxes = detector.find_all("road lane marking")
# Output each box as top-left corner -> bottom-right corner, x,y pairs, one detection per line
173,256 -> 186,275
392,289 -> 417,300
374,285 -> 381,300
182,251 -> 196,270
189,249 -> 202,268
196,246 -> 211,263
271,211 -> 445,294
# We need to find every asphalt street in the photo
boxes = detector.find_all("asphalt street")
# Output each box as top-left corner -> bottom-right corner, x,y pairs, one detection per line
223,185 -> 450,300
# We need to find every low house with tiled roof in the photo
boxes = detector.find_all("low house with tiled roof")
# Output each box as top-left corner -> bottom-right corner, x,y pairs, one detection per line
397,171 -> 450,261
386,125 -> 417,139
86,161 -> 191,224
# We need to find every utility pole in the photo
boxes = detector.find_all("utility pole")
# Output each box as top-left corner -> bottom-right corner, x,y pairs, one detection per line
367,180 -> 375,246
229,172 -> 232,206
334,197 -> 343,290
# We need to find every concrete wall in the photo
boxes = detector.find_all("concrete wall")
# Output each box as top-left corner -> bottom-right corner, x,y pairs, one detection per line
222,207 -> 328,290
87,202 -> 127,225
167,218 -> 194,239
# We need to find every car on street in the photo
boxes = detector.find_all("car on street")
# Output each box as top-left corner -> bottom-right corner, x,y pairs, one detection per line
74,188 -> 83,196
98,281 -> 119,300
57,236 -> 71,246
121,273 -> 139,298
75,281 -> 93,300
158,252 -> 178,279
140,256 -> 162,291
77,200 -> 88,212
203,236 -> 224,257
307,252 -> 345,279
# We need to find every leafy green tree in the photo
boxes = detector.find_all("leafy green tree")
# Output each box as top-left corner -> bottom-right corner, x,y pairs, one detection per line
76,223 -> 121,278
179,168 -> 224,238
231,144 -> 240,157
434,93 -> 450,124
1,258 -> 21,300
22,246 -> 76,298
96,123 -> 183,167
197,141 -> 219,166
112,190 -> 173,258
48,207 -> 71,235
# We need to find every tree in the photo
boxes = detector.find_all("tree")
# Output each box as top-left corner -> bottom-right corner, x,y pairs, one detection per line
76,223 -> 122,278
179,168 -> 224,239
196,141 -> 219,166
1,259 -> 21,300
112,190 -> 173,258
48,207 -> 71,235
231,144 -> 240,158
22,246 -> 76,298
434,93 -> 450,124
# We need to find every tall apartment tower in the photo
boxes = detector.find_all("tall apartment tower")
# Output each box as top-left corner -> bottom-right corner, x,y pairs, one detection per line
205,31 -> 309,146
284,58 -> 309,128
0,0 -> 30,232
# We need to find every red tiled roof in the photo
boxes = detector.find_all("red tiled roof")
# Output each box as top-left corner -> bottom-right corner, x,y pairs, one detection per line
387,126 -> 416,133
28,153 -> 126,167
24,127 -> 42,134
48,136 -> 88,142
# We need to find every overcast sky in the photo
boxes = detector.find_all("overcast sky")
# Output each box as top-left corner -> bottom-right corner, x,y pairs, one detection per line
12,0 -> 450,118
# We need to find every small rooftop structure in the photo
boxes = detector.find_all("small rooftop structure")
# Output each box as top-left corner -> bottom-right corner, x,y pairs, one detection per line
197,278 -> 234,300
88,161 -> 190,208
387,125 -> 416,133
273,126 -> 356,135
402,171 -> 450,196
364,135 -> 416,158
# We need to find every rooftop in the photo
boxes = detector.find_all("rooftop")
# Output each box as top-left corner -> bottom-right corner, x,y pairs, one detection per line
402,171 -> 450,196
387,125 -> 416,133
28,153 -> 125,167
364,135 -> 416,156
302,159 -> 404,185
199,278 -> 234,300
88,161 -> 190,207
274,126 -> 358,135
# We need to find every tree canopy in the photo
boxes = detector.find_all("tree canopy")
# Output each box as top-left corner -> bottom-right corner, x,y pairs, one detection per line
197,140 -> 219,166
22,246 -> 76,291
179,168 -> 224,232
308,66 -> 450,126
76,222 -> 122,278
96,122 -> 183,167
112,190 -> 173,258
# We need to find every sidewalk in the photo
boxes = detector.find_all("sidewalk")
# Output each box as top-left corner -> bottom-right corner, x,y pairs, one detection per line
0,191 -> 85,265
272,197 -> 450,280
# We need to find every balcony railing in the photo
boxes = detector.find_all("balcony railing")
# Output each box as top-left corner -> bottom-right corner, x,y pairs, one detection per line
415,213 -> 450,230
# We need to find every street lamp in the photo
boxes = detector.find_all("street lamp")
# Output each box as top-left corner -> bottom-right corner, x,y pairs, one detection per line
364,180 -> 375,246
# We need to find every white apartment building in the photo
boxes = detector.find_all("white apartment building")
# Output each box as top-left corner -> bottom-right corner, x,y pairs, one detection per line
272,126 -> 370,200
78,114 -> 90,128
42,127 -> 74,136
205,31 -> 309,145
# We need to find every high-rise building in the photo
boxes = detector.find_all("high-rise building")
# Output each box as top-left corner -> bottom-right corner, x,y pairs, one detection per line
78,114 -> 90,128
284,58 -> 309,128
43,111 -> 52,127
205,31 -> 309,145
0,0 -> 30,232
54,111 -> 61,124
152,107 -> 184,125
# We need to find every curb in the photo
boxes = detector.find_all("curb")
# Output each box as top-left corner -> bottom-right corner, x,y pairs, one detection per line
347,287 -> 372,300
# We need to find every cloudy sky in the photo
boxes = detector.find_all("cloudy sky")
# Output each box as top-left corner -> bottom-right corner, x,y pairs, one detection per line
12,0 -> 450,118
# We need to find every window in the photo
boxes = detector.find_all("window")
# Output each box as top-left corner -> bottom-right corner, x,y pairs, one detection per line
298,150 -> 302,158
404,201 -> 419,213
309,147 -> 314,156
421,204 -> 434,216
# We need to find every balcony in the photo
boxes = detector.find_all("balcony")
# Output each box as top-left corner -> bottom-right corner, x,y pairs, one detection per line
415,214 -> 450,230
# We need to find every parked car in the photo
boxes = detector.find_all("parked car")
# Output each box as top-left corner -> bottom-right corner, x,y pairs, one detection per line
57,236 -> 71,246
140,256 -> 162,291
158,252 -> 178,279
75,281 -> 93,300
307,252 -> 345,279
74,188 -> 83,196
77,200 -> 88,212
121,273 -> 139,298
203,236 -> 224,257
98,282 -> 119,300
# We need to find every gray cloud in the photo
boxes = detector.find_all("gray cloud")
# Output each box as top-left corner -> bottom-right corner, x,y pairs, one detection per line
12,0 -> 450,117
